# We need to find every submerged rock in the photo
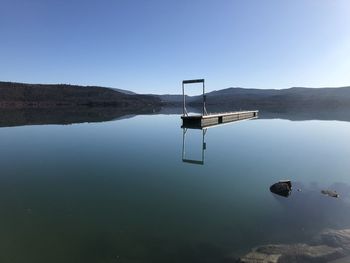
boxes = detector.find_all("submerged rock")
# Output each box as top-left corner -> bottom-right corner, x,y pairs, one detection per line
238,250 -> 281,263
328,255 -> 350,262
270,180 -> 292,197
238,251 -> 282,263
238,243 -> 345,263
238,228 -> 350,263
316,229 -> 350,252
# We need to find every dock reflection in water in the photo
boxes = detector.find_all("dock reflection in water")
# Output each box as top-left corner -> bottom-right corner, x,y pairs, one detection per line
181,116 -> 257,165
182,128 -> 207,165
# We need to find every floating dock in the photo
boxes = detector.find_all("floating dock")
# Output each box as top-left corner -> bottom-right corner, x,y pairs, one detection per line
182,110 -> 258,129
181,79 -> 258,129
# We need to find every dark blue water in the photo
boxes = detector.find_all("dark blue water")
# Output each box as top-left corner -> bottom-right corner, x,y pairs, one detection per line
1,115 -> 350,262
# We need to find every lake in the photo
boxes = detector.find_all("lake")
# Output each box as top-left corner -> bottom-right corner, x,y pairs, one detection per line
1,114 -> 350,262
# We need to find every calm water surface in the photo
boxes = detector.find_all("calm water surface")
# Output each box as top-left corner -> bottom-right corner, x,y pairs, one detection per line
1,115 -> 350,262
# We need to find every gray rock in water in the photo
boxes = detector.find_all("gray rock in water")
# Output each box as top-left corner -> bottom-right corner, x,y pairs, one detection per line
321,190 -> 339,198
238,243 -> 345,263
270,180 -> 292,197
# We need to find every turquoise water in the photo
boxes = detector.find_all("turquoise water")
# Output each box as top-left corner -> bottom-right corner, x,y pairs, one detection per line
1,115 -> 350,262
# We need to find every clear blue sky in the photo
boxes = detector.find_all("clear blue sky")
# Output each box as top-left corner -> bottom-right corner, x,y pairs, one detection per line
1,0 -> 350,94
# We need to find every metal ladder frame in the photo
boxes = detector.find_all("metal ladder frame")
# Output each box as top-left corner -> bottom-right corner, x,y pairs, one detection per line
182,79 -> 208,117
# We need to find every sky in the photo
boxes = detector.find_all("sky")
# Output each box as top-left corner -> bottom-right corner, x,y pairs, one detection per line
1,0 -> 350,94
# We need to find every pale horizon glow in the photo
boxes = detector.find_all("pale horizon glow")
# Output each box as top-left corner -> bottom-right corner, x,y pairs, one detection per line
1,0 -> 350,94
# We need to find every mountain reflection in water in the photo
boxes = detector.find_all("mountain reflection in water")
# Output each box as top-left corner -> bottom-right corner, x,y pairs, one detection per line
2,107 -> 350,128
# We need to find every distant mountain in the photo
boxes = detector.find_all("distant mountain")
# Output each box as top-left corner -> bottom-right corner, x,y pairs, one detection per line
3,81 -> 350,113
111,87 -> 136,95
0,81 -> 160,109
159,86 -> 350,111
